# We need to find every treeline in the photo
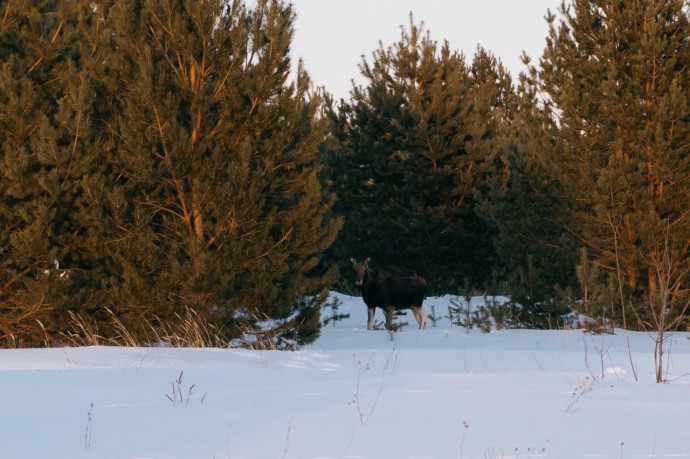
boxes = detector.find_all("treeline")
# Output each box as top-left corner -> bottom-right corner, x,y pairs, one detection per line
322,2 -> 690,335
2,0 -> 690,348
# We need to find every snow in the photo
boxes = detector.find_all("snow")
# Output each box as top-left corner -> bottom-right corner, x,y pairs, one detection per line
1,292 -> 690,458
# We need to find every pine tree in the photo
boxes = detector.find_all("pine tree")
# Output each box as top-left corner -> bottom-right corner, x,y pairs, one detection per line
0,0 -> 340,347
98,0 -> 340,346
323,17 -> 504,291
536,0 -> 690,379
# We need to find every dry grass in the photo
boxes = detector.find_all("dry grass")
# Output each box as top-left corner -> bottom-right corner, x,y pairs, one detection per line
0,298 -> 53,347
62,307 -> 287,349
62,307 -> 228,348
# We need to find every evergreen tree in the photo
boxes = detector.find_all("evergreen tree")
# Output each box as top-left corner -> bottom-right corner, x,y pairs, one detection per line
323,17 -> 505,292
0,0 -> 340,347
535,0 -> 690,342
99,0 -> 340,346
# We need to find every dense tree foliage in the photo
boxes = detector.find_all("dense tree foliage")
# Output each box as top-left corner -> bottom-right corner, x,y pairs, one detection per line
479,67 -> 580,325
0,0 -> 111,345
533,0 -> 690,330
527,0 -> 690,380
322,17 -> 510,292
0,0 -> 340,347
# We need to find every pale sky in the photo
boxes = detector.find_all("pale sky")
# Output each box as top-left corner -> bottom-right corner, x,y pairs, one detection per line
289,0 -> 564,100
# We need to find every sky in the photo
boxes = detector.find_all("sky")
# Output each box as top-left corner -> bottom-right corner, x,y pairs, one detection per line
289,0 -> 564,100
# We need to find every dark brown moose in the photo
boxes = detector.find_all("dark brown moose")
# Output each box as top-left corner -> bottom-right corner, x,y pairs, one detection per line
350,258 -> 427,330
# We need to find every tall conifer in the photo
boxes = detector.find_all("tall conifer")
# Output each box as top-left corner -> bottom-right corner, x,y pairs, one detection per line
323,17 -> 504,291
535,0 -> 690,344
1,0 -> 340,347
99,0 -> 340,345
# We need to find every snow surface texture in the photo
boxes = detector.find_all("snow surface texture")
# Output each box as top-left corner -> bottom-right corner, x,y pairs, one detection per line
1,292 -> 689,459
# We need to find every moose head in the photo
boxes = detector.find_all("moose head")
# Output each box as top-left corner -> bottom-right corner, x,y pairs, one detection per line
350,258 -> 371,286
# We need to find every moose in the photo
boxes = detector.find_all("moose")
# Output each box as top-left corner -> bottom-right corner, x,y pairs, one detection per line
350,258 -> 427,330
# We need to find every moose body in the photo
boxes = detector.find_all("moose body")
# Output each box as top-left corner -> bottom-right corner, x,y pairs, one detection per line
350,258 -> 427,330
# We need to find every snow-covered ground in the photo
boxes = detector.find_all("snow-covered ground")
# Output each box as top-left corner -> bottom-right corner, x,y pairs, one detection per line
1,292 -> 690,459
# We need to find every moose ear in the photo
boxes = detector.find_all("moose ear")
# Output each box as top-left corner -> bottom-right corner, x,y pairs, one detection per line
364,257 -> 370,266
350,258 -> 357,266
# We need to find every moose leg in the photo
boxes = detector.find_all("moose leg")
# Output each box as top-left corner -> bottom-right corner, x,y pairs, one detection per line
367,307 -> 376,330
411,306 -> 427,329
383,306 -> 395,330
